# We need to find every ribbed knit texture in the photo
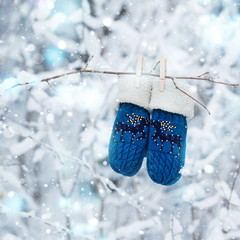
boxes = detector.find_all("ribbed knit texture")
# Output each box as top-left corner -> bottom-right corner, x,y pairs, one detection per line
147,109 -> 187,185
108,103 -> 150,176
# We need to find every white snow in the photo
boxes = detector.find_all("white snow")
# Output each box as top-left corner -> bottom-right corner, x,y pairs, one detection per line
0,0 -> 240,239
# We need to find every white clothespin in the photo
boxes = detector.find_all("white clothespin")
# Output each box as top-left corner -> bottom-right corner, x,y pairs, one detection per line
135,55 -> 146,88
159,58 -> 167,92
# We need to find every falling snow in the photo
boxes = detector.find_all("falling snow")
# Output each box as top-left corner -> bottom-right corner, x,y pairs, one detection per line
0,0 -> 240,240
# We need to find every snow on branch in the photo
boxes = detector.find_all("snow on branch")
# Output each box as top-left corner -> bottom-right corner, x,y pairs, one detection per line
1,58 -> 239,114
39,69 -> 239,115
20,211 -> 70,234
0,205 -> 69,234
26,134 -> 158,219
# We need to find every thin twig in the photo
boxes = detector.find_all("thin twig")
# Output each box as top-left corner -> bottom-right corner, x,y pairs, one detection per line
149,60 -> 160,73
191,205 -> 197,240
82,55 -> 94,70
46,80 -> 53,89
174,76 -> 239,86
19,211 -> 70,233
170,213 -> 175,240
226,162 -> 240,210
197,72 -> 209,78
56,165 -> 80,198
66,215 -> 71,240
170,77 -> 211,115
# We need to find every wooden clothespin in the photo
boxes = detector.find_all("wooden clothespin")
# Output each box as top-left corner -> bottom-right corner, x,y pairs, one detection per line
159,58 -> 167,92
135,55 -> 146,88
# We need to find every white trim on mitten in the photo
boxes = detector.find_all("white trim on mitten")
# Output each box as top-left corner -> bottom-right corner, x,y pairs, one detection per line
116,76 -> 152,110
149,78 -> 195,119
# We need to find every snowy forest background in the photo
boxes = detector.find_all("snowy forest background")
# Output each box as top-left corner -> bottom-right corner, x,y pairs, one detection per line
1,0 -> 240,239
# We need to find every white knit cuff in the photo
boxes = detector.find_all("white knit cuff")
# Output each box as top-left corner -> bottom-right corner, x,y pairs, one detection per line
116,75 -> 152,110
149,78 -> 195,119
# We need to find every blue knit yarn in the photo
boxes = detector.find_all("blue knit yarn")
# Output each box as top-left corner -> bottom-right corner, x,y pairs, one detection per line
147,109 -> 187,185
108,103 -> 150,176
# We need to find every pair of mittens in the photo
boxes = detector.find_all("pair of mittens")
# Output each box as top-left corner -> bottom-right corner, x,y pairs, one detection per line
108,76 -> 194,185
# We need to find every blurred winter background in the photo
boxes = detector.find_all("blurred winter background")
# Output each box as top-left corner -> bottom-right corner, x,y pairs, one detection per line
0,0 -> 240,239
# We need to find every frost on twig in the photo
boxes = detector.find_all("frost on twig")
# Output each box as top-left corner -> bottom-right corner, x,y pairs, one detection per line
20,211 -> 70,233
0,206 -> 69,234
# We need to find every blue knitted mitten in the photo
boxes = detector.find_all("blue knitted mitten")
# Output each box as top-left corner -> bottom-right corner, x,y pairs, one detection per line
109,103 -> 150,176
147,78 -> 195,185
147,109 -> 187,185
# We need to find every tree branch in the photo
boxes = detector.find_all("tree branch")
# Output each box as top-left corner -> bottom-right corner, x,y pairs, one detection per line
2,65 -> 239,114
39,69 -> 240,87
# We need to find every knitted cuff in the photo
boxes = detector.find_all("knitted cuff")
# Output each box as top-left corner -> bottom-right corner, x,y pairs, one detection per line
116,76 -> 152,110
149,78 -> 195,119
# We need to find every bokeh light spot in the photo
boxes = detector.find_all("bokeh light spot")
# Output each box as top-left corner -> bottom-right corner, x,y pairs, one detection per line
103,17 -> 112,27
4,192 -> 25,213
44,46 -> 65,67
53,0 -> 82,15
